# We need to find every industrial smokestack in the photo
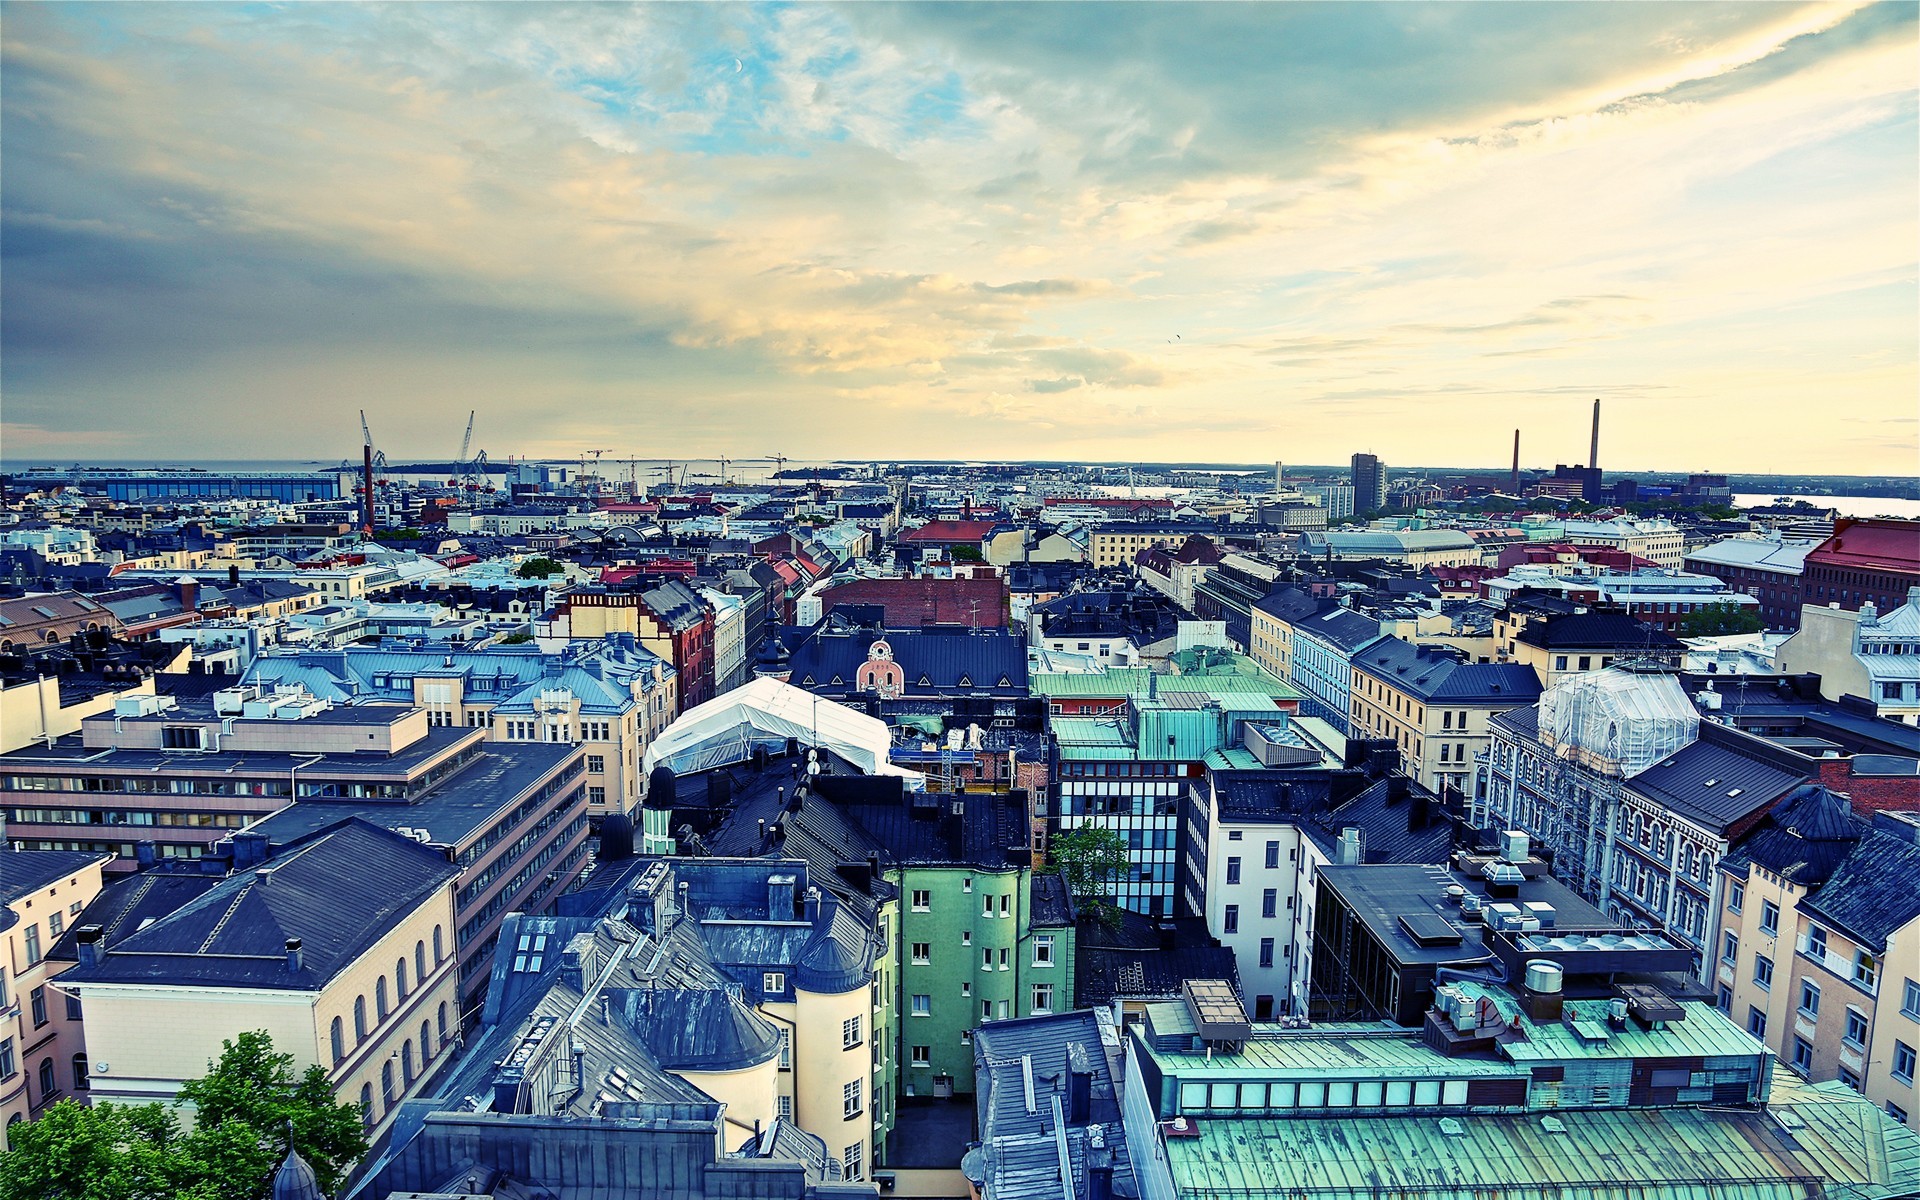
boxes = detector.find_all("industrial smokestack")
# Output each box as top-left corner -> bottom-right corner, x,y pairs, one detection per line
1510,430 -> 1520,493
1589,398 -> 1601,471
362,443 -> 376,536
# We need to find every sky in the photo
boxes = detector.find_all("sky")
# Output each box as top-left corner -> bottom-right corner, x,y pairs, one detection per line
2,2 -> 1916,474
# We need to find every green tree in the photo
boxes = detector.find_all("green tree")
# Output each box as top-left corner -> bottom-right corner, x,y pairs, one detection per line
1679,602 -> 1765,637
1051,823 -> 1130,927
176,1031 -> 367,1199
0,1031 -> 367,1200
516,556 -> 563,579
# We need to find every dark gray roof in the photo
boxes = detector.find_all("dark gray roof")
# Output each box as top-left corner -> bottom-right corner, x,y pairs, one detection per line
1251,585 -> 1321,624
58,820 -> 457,990
1030,872 -> 1076,927
0,848 -> 108,904
1721,786 -> 1864,888
46,872 -> 223,962
1798,827 -> 1920,948
1626,737 -> 1805,832
1515,610 -> 1683,652
973,1010 -> 1138,1200
1351,637 -> 1541,704
1294,606 -> 1385,654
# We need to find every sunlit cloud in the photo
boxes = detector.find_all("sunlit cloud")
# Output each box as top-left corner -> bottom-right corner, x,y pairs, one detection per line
1,1 -> 1913,474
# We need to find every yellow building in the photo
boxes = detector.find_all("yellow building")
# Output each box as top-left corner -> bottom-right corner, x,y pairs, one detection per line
1714,789 -> 1920,1131
1087,525 -> 1192,570
1348,639 -> 1541,796
56,822 -> 460,1140
0,850 -> 111,1144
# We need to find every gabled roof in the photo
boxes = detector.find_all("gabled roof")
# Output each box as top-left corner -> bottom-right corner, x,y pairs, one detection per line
1514,610 -> 1682,653
1293,606 -> 1384,654
58,820 -> 456,991
0,848 -> 109,904
1806,518 -> 1920,573
1798,827 -> 1920,949
1626,733 -> 1806,833
1351,638 -> 1541,704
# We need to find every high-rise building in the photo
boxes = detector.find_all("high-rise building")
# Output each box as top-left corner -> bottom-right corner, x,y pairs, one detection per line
1349,453 -> 1387,514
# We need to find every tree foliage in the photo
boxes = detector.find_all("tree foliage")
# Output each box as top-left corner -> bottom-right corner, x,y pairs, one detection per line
1679,602 -> 1766,638
1051,823 -> 1130,927
0,1031 -> 367,1200
516,556 -> 563,579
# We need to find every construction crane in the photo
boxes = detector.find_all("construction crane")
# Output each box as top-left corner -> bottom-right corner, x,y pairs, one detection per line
767,453 -> 789,483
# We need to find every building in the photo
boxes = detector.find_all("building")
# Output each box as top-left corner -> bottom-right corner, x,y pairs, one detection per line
244,636 -> 678,823
1802,518 -> 1920,615
1246,587 -> 1321,685
1715,789 -> 1920,1129
0,850 -> 111,1139
1121,964 -> 1920,1200
1685,537 -> 1818,630
766,619 -> 1028,702
1348,640 -> 1540,797
0,592 -> 123,651
1560,517 -> 1685,569
1297,528 -> 1480,568
969,1008 -> 1138,1200
1349,454 -> 1387,513
1299,482 -> 1354,521
1778,589 -> 1920,724
1085,524 -> 1203,571
1286,606 -> 1384,731
1133,536 -> 1221,613
1,467 -> 349,503
1504,608 -> 1686,687
812,575 -> 1010,629
565,579 -> 717,710
55,820 -> 460,1140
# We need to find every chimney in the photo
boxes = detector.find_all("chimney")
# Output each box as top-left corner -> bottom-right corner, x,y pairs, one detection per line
768,874 -> 797,921
135,841 -> 157,869
177,576 -> 200,611
285,938 -> 303,972
802,885 -> 821,924
1066,1042 -> 1093,1124
227,564 -> 241,588
1589,398 -> 1600,471
75,925 -> 105,968
1510,429 -> 1520,493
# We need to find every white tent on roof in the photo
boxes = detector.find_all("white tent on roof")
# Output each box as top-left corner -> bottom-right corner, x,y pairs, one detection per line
642,675 -> 925,790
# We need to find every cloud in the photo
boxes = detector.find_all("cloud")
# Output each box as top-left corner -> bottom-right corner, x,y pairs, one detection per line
1,1 -> 1914,473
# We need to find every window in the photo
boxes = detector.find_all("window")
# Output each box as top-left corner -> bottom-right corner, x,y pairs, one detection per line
71,1054 -> 87,1092
1259,938 -> 1275,969
35,1058 -> 54,1100
1904,978 -> 1920,1021
381,1060 -> 396,1107
1226,857 -> 1241,885
843,1079 -> 862,1119
1748,1007 -> 1767,1039
1265,841 -> 1280,870
415,941 -> 427,983
1555,656 -> 1568,671
1032,981 -> 1057,1017
911,942 -> 930,965
65,994 -> 80,1021
47,912 -> 62,938
982,949 -> 993,972
999,894 -> 1011,918
1792,1037 -> 1814,1073
330,1018 -> 345,1064
377,978 -> 390,1019
1806,926 -> 1828,960
961,931 -> 972,946
433,926 -> 444,964
963,877 -> 973,892
29,988 -> 46,1029
1729,881 -> 1744,913
911,1045 -> 930,1067
1722,933 -> 1739,966
1855,950 -> 1878,989
843,1142 -> 862,1181
843,1016 -> 862,1049
1845,1009 -> 1870,1048
1760,900 -> 1780,935
1262,889 -> 1278,920
998,947 -> 1009,971
395,959 -> 409,999
911,994 -> 931,1017
764,972 -> 786,994
354,996 -> 368,1041
586,754 -> 605,774
1034,935 -> 1054,966
1799,980 -> 1820,1019
587,786 -> 606,806
421,1020 -> 433,1063
1716,986 -> 1732,1012
911,890 -> 930,912
437,1003 -> 448,1042
22,926 -> 39,967
777,1094 -> 793,1120
1894,1041 -> 1916,1085
1754,955 -> 1774,990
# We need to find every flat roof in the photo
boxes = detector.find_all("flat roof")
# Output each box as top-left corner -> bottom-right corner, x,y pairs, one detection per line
1316,863 -> 1608,970
1,727 -> 480,779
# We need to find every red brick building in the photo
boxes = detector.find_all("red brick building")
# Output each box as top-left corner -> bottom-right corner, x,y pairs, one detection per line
1802,518 -> 1920,614
815,574 -> 1011,629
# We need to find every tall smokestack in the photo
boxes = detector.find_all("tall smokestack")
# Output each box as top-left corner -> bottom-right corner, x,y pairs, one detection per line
1589,398 -> 1601,471
1510,430 -> 1520,493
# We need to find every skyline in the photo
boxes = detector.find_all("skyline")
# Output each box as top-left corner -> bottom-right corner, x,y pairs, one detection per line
3,2 -> 1916,472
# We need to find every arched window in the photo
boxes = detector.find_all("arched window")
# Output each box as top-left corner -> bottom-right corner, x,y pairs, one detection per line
395,959 -> 408,1000
437,1002 -> 449,1042
415,941 -> 427,982
359,1083 -> 374,1129
70,1054 -> 88,1092
380,1060 -> 396,1107
376,977 -> 389,1020
330,1017 -> 345,1064
420,1020 -> 434,1063
432,926 -> 444,964
401,1042 -> 414,1086
354,995 -> 368,1041
37,1059 -> 55,1098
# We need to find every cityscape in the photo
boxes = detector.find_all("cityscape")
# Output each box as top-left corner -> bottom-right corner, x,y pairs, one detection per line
2,4 -> 1918,1200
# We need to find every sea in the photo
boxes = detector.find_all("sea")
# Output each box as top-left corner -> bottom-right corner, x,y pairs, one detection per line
1730,494 -> 1920,520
